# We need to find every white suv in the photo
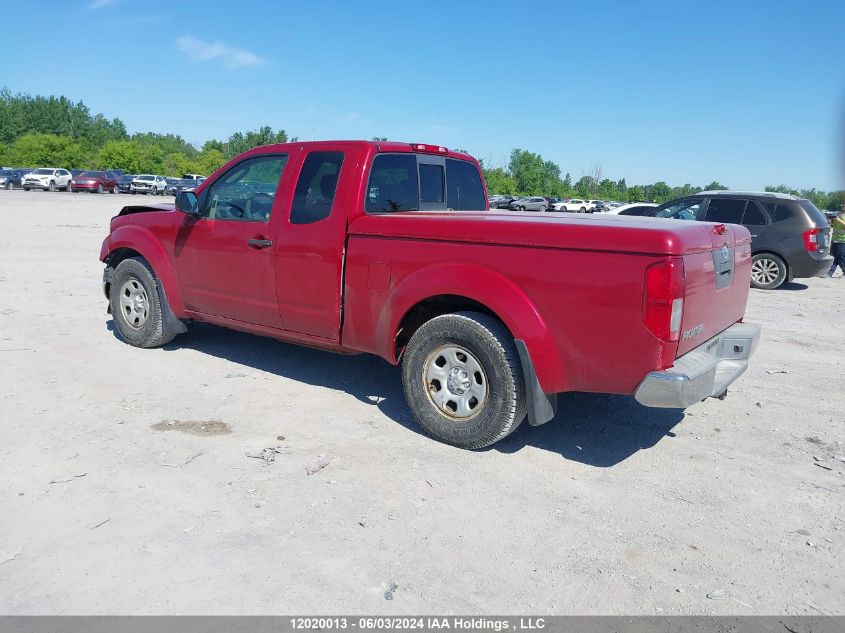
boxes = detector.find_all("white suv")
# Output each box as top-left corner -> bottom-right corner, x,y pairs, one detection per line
551,198 -> 589,212
22,168 -> 72,192
130,174 -> 168,195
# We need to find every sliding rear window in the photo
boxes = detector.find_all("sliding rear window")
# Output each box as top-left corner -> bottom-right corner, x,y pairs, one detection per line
365,154 -> 485,213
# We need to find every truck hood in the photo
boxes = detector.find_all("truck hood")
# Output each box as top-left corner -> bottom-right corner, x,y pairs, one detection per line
349,210 -> 751,256
115,203 -> 175,218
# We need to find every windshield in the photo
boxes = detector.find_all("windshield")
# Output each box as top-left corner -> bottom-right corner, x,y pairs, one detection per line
79,171 -> 104,178
33,168 -> 53,175
136,175 -> 154,181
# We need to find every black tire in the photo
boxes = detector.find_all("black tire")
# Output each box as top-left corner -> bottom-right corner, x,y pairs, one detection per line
5,181 -> 12,190
750,253 -> 787,290
110,257 -> 177,348
24,187 -> 30,192
48,181 -> 56,192
112,185 -> 118,194
131,190 -> 136,195
539,205 -> 547,212
401,311 -> 527,449
97,184 -> 104,194
579,207 -> 586,212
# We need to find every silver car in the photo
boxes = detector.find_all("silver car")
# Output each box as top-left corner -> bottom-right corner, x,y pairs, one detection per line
510,196 -> 549,212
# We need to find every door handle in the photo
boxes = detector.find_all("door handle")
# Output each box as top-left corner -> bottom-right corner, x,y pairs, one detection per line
247,238 -> 273,249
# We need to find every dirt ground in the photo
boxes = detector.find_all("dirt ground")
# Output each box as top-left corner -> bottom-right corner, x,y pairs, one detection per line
0,189 -> 842,615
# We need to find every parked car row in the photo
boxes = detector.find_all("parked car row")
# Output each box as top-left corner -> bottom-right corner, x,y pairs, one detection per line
0,166 -> 205,195
489,195 -> 617,213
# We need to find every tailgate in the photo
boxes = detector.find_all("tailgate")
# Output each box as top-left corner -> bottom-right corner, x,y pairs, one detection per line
677,223 -> 752,357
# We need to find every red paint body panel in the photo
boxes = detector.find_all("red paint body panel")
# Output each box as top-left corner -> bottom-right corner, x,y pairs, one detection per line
100,140 -> 754,398
348,211 -> 723,256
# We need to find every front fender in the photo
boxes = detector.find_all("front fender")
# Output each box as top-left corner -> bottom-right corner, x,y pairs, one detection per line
382,262 -> 566,393
101,225 -> 185,314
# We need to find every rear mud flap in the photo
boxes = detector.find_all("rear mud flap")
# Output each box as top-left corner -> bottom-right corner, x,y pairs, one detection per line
515,340 -> 558,426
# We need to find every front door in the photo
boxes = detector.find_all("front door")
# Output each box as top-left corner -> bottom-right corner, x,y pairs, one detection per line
173,153 -> 289,328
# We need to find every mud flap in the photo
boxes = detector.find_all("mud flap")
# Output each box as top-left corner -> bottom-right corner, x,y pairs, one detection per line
103,266 -> 115,313
514,339 -> 558,426
155,280 -> 187,336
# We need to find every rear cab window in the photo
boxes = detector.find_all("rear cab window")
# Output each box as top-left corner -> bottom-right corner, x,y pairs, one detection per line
366,153 -> 486,213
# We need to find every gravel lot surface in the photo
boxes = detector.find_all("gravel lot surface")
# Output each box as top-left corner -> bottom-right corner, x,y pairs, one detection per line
0,189 -> 842,615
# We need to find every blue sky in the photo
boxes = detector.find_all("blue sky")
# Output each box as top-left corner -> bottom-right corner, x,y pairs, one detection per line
2,0 -> 843,190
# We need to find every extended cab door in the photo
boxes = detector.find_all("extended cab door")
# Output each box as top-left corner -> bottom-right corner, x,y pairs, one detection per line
172,152 -> 289,328
273,144 -> 358,340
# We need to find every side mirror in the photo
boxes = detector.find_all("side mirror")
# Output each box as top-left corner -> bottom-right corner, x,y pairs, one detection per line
175,191 -> 200,216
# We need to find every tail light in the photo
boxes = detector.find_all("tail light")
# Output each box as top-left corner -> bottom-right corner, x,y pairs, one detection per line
643,258 -> 685,342
803,228 -> 820,252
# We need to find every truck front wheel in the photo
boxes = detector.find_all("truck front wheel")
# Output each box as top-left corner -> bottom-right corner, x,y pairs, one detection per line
110,257 -> 177,348
401,311 -> 527,449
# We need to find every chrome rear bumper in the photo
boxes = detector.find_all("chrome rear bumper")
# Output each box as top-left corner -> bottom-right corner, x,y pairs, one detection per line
634,322 -> 761,408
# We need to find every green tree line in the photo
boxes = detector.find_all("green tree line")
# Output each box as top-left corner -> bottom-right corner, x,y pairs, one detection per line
0,88 -> 294,177
1,88 -> 841,209
483,149 -> 844,210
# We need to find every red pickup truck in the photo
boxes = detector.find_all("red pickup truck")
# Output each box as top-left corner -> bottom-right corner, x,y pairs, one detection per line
100,140 -> 761,449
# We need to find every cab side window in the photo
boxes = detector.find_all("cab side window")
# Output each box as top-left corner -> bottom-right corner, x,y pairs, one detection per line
290,152 -> 345,225
200,154 -> 288,222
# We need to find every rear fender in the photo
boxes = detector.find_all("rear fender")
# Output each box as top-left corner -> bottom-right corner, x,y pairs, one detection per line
382,262 -> 565,393
101,225 -> 185,314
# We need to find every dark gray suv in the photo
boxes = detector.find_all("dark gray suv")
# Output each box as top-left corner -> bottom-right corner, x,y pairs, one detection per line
653,191 -> 832,289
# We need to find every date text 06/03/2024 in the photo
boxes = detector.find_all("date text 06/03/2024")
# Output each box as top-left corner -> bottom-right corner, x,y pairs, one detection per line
289,617 -> 546,630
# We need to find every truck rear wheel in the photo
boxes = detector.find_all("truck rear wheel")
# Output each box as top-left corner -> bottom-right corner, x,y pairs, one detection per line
401,311 -> 527,449
110,257 -> 176,348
